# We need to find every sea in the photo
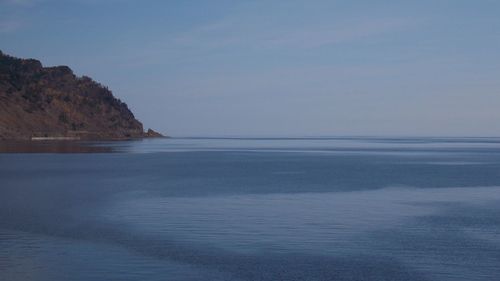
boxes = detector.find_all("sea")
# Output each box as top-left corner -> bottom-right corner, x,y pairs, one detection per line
1,137 -> 500,281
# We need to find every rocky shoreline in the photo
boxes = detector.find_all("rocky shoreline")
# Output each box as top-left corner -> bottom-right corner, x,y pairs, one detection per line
0,51 -> 165,141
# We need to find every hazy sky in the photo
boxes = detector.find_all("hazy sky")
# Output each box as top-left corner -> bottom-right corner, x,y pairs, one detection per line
1,0 -> 500,136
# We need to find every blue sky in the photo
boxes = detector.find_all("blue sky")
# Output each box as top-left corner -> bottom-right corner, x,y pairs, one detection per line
1,0 -> 500,136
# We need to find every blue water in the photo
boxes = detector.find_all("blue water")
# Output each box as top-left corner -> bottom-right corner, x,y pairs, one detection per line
1,137 -> 500,280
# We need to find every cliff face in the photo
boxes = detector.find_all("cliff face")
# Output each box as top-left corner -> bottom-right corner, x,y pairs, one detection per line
0,51 -> 162,140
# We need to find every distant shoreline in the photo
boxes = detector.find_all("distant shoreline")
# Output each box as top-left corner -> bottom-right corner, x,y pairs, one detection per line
0,51 -> 165,141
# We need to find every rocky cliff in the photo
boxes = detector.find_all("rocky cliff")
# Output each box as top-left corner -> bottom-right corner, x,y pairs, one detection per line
0,51 -> 163,140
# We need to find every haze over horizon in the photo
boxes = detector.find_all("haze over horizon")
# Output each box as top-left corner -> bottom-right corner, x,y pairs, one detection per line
1,0 -> 500,137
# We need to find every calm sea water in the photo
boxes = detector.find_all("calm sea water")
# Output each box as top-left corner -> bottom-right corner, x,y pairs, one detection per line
1,137 -> 500,281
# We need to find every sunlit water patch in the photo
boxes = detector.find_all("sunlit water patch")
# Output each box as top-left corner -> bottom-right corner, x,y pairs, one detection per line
101,185 -> 500,255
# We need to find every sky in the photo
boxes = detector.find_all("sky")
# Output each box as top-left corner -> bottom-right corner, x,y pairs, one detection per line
1,0 -> 500,137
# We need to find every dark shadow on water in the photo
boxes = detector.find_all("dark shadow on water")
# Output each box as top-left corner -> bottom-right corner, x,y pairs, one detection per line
0,215 -> 431,281
0,141 -> 113,153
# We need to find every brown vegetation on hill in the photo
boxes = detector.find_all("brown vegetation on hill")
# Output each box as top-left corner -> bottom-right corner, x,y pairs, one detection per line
0,51 -> 163,140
